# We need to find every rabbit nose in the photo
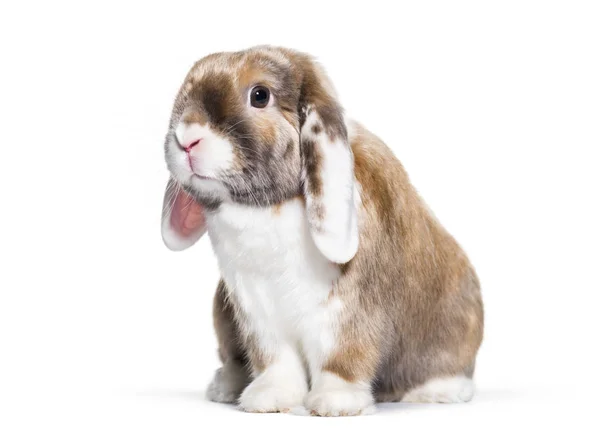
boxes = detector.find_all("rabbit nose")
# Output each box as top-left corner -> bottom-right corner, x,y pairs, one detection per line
182,138 -> 202,152
175,121 -> 205,152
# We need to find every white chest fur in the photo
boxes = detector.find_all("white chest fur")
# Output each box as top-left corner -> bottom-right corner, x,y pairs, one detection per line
206,198 -> 342,372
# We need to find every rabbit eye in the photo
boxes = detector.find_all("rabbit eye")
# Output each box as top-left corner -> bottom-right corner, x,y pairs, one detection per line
250,86 -> 270,108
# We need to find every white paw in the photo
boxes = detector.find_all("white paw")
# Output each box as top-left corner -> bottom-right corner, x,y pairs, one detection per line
206,363 -> 249,404
239,377 -> 307,413
402,375 -> 474,403
305,386 -> 375,417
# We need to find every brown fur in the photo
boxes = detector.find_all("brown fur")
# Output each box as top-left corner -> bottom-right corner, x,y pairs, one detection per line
181,111 -> 208,126
326,123 -> 484,398
213,280 -> 270,376
212,280 -> 250,371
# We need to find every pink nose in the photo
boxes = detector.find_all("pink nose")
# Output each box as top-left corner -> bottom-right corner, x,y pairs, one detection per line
182,138 -> 202,152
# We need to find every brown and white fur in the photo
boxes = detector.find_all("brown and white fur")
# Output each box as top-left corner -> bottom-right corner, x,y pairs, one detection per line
161,46 -> 483,416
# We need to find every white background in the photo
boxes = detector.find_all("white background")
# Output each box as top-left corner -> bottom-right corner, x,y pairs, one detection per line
1,1 -> 599,434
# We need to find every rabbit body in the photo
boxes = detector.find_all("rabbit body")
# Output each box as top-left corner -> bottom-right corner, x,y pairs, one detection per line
161,47 -> 483,416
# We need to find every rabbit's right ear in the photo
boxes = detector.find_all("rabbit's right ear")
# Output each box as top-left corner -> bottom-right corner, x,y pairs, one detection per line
161,178 -> 206,251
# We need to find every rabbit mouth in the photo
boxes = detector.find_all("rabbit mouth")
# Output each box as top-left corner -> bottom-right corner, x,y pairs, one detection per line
191,173 -> 215,182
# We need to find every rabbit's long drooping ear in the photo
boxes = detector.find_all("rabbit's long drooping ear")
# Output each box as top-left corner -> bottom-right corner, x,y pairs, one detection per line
161,178 -> 206,251
298,61 -> 359,264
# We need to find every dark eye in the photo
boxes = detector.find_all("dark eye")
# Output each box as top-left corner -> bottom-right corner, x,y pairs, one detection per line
250,86 -> 270,108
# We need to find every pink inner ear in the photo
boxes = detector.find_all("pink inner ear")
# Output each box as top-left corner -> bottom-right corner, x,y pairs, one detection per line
169,189 -> 205,237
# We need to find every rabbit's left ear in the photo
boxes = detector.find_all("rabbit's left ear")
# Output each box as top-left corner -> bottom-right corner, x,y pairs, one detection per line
298,60 -> 359,264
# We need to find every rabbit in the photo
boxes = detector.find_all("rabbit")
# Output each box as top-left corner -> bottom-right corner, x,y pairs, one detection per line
161,46 -> 483,416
